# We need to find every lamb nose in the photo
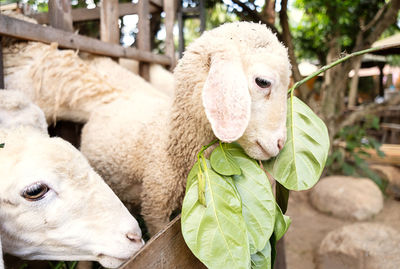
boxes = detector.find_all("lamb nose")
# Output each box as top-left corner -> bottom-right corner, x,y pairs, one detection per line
126,232 -> 142,243
277,139 -> 284,151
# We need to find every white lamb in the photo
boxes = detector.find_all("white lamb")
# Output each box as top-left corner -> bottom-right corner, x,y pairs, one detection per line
80,22 -> 291,234
3,41 -> 167,124
0,90 -> 144,268
119,58 -> 175,97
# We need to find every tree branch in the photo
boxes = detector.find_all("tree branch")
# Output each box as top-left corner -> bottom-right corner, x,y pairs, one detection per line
231,0 -> 281,38
364,0 -> 400,47
339,94 -> 400,129
361,1 -> 389,33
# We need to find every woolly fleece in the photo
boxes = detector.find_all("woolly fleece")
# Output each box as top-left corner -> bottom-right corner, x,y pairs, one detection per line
81,22 -> 291,234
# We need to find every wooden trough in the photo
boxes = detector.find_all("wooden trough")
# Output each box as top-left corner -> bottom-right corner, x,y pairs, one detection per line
121,216 -> 206,269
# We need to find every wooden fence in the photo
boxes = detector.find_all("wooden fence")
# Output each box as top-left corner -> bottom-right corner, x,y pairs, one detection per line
0,0 -> 177,81
0,1 -> 209,267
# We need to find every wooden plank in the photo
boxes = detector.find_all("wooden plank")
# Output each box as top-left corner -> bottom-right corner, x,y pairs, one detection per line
381,123 -> 400,130
31,3 -> 159,24
138,0 -> 151,80
163,0 -> 176,70
121,216 -> 206,269
337,141 -> 400,165
48,0 -> 74,32
100,0 -> 119,44
150,0 -> 163,8
365,144 -> 400,165
0,3 -> 18,11
0,14 -> 171,65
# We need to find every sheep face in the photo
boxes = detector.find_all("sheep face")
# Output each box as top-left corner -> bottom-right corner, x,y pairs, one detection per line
199,22 -> 291,160
0,131 -> 143,268
236,51 -> 289,160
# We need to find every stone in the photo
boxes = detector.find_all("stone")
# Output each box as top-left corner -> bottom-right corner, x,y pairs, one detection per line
309,176 -> 383,220
317,223 -> 400,269
370,165 -> 400,199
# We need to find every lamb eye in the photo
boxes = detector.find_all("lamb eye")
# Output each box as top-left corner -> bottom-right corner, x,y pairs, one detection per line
22,183 -> 49,201
255,77 -> 272,89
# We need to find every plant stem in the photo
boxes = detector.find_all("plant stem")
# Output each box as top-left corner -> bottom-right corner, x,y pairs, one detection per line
288,44 -> 400,94
197,139 -> 219,159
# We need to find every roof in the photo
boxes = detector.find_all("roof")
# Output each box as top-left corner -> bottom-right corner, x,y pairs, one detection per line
371,33 -> 400,55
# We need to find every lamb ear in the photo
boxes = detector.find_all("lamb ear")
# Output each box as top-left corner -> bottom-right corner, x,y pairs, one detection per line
202,55 -> 251,143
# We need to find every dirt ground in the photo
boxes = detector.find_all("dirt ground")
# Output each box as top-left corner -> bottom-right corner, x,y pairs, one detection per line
284,188 -> 400,269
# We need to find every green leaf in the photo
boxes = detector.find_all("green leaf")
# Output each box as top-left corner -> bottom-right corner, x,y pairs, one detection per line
197,171 -> 206,206
0,143 -> 4,148
182,160 -> 250,269
274,204 -> 291,242
251,241 -> 272,269
210,143 -> 241,176
264,96 -> 330,190
225,144 -> 275,254
186,161 -> 200,194
342,162 -> 355,175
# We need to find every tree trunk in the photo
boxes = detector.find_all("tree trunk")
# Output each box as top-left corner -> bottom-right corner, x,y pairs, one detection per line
320,35 -> 351,141
279,0 -> 309,100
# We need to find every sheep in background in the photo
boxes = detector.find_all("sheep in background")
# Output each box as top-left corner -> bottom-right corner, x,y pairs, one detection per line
119,58 -> 175,97
80,22 -> 291,234
3,41 -> 167,124
0,90 -> 144,268
0,90 -> 47,132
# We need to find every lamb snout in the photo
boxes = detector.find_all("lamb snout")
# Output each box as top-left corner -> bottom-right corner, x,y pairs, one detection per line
277,138 -> 285,151
97,229 -> 144,268
126,231 -> 142,243
239,129 -> 287,161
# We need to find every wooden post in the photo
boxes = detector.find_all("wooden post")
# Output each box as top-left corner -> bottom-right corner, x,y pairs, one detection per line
177,4 -> 184,59
199,0 -> 205,33
100,0 -> 120,44
379,64 -> 384,97
348,56 -> 362,108
138,0 -> 151,81
48,0 -> 73,32
163,0 -> 176,70
0,36 -> 4,89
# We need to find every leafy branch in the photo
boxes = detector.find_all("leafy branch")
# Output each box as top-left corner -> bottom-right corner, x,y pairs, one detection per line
288,43 -> 400,96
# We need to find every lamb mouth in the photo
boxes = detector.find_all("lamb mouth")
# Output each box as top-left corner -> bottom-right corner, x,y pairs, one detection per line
256,140 -> 271,158
97,254 -> 128,268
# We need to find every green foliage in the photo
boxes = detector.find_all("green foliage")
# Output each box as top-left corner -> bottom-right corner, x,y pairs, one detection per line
26,0 -> 49,12
48,261 -> 78,269
182,81 -> 331,268
210,142 -> 241,176
326,116 -> 386,190
182,157 -> 250,269
263,96 -> 330,191
273,204 -> 292,242
0,143 -> 4,148
228,144 -> 276,254
293,0 -> 387,63
250,241 -> 272,269
182,143 -> 288,269
182,3 -> 238,48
